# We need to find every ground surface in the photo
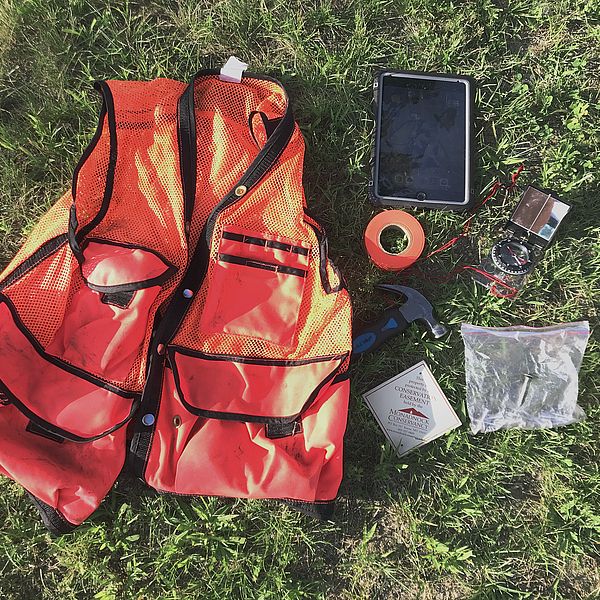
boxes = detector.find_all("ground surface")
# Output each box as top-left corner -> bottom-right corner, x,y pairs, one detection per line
0,1 -> 598,598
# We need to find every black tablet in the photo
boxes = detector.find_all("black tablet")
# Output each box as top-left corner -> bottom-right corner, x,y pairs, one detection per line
369,70 -> 475,211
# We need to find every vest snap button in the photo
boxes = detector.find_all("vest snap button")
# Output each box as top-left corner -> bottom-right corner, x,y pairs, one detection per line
182,288 -> 193,299
234,185 -> 247,197
142,413 -> 155,426
156,343 -> 165,355
173,415 -> 182,428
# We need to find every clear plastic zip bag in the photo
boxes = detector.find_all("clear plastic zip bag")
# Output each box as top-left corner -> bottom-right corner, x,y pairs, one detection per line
461,322 -> 590,433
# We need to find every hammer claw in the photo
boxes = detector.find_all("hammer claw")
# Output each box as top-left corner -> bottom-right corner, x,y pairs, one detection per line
352,285 -> 448,355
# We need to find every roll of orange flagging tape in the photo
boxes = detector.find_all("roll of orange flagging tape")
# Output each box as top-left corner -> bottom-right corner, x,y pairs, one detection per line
364,210 -> 425,271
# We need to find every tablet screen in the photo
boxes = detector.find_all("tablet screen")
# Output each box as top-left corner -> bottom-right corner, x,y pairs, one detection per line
376,74 -> 469,204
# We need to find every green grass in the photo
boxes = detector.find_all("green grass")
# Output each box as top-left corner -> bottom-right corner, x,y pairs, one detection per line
1,0 -> 599,598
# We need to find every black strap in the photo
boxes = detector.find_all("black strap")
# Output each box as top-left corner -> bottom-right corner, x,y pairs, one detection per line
69,81 -> 118,262
248,111 -> 282,146
177,79 -> 198,234
0,234 -> 68,292
26,421 -> 64,444
101,289 -> 135,308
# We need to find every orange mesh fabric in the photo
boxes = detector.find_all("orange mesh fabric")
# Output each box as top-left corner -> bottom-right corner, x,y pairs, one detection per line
2,244 -> 80,348
0,191 -> 71,281
93,79 -> 187,263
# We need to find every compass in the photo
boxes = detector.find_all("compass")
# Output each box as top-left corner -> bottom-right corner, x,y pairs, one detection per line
490,239 -> 535,275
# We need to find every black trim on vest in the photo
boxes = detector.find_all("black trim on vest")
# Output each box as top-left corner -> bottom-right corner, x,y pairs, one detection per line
84,237 -> 177,269
248,110 -> 282,147
0,234 -> 68,291
85,273 -> 174,295
126,310 -> 164,478
71,90 -> 107,201
302,210 -> 344,295
128,71 -> 297,478
177,78 -> 197,233
127,349 -> 166,477
170,346 -> 347,367
80,237 -> 177,293
69,80 -> 117,260
0,378 -> 140,444
332,371 -> 350,384
68,204 -> 79,256
281,497 -> 334,520
218,253 -> 307,278
151,487 -> 335,522
26,492 -> 77,535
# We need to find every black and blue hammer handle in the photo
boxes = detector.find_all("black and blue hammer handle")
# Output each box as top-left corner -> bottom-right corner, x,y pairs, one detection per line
352,307 -> 410,355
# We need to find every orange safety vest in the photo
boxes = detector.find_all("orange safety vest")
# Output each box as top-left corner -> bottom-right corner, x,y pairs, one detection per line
0,70 -> 352,533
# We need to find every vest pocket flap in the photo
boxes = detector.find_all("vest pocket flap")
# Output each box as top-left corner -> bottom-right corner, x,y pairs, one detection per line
81,239 -> 175,292
0,298 -> 139,442
169,347 -> 346,421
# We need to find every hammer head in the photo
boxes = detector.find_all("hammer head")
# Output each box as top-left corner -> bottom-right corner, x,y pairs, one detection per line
377,284 -> 448,339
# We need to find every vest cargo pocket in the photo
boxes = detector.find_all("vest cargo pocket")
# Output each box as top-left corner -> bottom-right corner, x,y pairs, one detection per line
143,351 -> 349,502
0,294 -> 136,526
0,296 -> 138,442
200,226 -> 310,348
46,238 -> 175,381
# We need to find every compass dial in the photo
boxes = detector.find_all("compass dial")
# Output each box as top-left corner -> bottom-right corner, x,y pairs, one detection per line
491,239 -> 534,275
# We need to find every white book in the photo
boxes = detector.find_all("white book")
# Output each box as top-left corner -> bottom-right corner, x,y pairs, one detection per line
362,361 -> 461,458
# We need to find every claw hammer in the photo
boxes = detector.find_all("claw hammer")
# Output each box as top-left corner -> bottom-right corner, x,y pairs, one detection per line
352,284 -> 448,355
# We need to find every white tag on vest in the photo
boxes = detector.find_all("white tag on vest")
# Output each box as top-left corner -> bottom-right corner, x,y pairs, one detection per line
219,56 -> 248,83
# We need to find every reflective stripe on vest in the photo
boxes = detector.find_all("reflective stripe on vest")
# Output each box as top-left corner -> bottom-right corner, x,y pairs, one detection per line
0,71 -> 352,532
